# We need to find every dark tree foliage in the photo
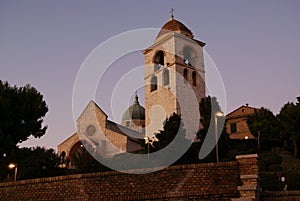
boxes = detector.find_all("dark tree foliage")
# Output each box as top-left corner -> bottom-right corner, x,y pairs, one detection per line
0,81 -> 48,155
70,147 -> 110,174
197,96 -> 222,141
142,113 -> 191,166
0,147 -> 62,181
195,96 -> 229,162
246,98 -> 300,157
247,107 -> 281,140
147,97 -> 229,164
151,113 -> 188,152
278,98 -> 300,157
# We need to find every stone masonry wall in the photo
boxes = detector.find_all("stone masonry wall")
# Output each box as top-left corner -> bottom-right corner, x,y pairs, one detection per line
261,191 -> 300,201
0,155 -> 261,201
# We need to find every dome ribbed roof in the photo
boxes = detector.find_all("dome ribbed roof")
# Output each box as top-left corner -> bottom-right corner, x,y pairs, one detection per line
157,17 -> 194,39
122,95 -> 145,122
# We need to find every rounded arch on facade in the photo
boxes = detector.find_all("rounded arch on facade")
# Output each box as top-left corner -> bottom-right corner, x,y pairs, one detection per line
68,140 -> 83,164
68,140 -> 83,156
183,46 -> 196,67
152,50 -> 166,71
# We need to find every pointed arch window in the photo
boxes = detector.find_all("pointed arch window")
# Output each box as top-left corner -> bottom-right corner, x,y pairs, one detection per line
183,68 -> 188,82
150,76 -> 158,92
163,69 -> 169,86
192,71 -> 196,86
154,51 -> 164,72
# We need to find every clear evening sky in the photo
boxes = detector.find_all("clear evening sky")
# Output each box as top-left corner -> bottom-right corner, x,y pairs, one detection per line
0,1 -> 299,149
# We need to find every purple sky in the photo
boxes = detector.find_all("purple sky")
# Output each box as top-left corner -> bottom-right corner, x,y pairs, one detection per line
1,1 -> 299,150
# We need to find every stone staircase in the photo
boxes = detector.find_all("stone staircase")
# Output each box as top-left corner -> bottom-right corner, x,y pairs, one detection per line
232,154 -> 261,201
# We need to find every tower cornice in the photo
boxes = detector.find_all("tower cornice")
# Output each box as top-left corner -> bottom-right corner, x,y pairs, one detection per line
143,32 -> 205,55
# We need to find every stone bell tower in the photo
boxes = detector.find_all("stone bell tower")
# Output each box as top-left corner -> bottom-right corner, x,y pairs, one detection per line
143,15 -> 206,138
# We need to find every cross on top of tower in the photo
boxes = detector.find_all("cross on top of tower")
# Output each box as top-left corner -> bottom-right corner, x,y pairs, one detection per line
170,8 -> 174,20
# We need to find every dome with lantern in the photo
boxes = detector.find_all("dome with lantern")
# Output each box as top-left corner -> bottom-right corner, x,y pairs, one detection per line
121,94 -> 145,133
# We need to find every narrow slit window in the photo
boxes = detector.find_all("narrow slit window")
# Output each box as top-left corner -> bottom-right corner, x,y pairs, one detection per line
150,76 -> 158,92
183,68 -> 188,81
192,71 -> 196,86
163,69 -> 169,86
230,123 -> 237,133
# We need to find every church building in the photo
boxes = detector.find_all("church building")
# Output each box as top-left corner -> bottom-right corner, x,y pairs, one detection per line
225,104 -> 258,140
58,14 -> 206,165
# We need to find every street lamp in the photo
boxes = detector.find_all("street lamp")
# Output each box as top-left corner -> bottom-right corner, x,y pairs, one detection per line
144,135 -> 159,160
215,111 -> 224,163
8,163 -> 17,181
257,131 -> 261,154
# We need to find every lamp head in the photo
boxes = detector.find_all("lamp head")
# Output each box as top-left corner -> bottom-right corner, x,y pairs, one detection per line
215,111 -> 224,117
144,136 -> 149,144
8,163 -> 16,169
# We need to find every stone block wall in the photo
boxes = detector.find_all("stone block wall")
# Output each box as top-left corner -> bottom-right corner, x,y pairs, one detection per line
232,154 -> 260,201
261,191 -> 300,201
0,155 -> 261,200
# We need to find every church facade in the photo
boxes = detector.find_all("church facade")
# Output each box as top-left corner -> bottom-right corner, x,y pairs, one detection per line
58,101 -> 143,163
58,15 -> 206,165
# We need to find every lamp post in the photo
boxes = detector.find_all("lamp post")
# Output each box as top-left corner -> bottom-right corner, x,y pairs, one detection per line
257,131 -> 261,154
8,163 -> 17,181
215,111 -> 224,163
144,136 -> 159,160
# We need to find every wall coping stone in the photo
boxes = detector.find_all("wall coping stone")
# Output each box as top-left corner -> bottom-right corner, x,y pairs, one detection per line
240,174 -> 259,179
261,190 -> 300,197
236,154 -> 258,159
238,185 -> 258,191
0,160 -> 238,188
231,198 -> 256,201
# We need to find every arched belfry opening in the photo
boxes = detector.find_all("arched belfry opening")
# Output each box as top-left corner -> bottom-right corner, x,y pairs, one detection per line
68,141 -> 84,167
183,47 -> 194,66
154,51 -> 164,71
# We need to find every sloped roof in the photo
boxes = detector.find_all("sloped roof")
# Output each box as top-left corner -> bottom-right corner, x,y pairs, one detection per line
106,120 -> 142,141
226,105 -> 258,119
157,18 -> 194,39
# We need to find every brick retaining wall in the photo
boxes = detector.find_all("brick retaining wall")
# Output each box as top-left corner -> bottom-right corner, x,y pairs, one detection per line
261,190 -> 300,201
0,154 -> 260,200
